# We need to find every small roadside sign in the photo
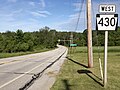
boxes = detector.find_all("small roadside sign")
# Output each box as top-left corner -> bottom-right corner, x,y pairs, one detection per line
99,4 -> 116,13
70,44 -> 77,47
96,14 -> 118,31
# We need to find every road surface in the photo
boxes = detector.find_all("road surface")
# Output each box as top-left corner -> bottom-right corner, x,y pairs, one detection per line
0,45 -> 67,90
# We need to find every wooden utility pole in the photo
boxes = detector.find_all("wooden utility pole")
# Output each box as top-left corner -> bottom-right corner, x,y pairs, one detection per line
87,0 -> 93,68
70,32 -> 73,44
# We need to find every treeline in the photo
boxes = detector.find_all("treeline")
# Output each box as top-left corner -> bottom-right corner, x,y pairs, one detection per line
0,26 -> 120,53
58,27 -> 120,47
0,27 -> 57,53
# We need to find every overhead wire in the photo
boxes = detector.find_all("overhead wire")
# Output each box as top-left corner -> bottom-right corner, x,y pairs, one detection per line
68,0 -> 84,54
83,0 -> 86,30
74,0 -> 85,32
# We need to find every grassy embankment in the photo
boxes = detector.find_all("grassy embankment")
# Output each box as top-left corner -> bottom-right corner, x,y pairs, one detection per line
51,46 -> 120,90
0,46 -> 55,58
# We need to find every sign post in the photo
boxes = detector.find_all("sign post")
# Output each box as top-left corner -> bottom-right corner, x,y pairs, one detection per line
96,4 -> 118,87
104,31 -> 108,87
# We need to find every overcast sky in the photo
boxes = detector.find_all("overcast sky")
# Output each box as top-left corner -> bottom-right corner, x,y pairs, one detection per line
0,0 -> 119,32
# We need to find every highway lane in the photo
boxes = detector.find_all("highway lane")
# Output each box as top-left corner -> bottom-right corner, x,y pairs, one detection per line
0,45 -> 67,90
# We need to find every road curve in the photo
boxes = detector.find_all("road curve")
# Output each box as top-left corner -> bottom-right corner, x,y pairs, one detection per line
0,45 -> 67,90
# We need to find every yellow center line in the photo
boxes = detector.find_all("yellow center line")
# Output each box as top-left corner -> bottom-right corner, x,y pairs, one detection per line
0,55 -> 46,65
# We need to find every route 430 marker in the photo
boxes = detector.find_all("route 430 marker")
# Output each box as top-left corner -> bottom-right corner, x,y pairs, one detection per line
96,4 -> 118,87
96,14 -> 118,31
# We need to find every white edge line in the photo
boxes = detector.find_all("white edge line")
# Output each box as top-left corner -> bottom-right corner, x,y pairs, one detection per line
0,48 -> 66,89
0,57 -> 55,89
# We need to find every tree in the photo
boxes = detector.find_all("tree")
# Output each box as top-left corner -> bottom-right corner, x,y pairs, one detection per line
0,26 -> 120,53
16,29 -> 24,43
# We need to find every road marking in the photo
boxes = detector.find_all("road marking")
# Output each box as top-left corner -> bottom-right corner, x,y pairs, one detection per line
0,58 -> 27,65
0,56 -> 55,89
0,54 -> 44,65
0,47 -> 67,89
0,60 -> 21,65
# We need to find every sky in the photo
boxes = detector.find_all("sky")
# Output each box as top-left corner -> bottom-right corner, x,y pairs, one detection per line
0,0 -> 120,32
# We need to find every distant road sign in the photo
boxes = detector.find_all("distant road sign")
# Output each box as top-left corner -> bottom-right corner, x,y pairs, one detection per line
70,44 -> 77,47
96,14 -> 118,31
99,4 -> 116,13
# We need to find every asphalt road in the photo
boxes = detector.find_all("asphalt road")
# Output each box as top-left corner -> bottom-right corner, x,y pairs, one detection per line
0,45 -> 67,90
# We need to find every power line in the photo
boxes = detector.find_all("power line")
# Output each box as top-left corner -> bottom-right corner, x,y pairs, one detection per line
70,0 -> 85,44
75,0 -> 85,32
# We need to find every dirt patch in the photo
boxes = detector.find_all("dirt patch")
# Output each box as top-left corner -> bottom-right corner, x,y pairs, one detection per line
46,70 -> 58,77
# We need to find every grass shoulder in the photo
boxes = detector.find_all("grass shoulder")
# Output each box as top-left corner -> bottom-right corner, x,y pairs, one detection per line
51,46 -> 120,90
0,46 -> 56,59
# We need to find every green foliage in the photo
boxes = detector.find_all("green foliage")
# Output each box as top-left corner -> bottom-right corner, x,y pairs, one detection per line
0,26 -> 120,53
0,27 -> 58,53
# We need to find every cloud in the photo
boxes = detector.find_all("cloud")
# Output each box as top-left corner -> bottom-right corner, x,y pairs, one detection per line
39,0 -> 46,8
30,11 -> 46,17
29,1 -> 35,6
69,13 -> 80,20
73,1 -> 85,11
0,9 -> 23,22
54,18 -> 79,31
54,11 -> 87,32
29,18 -> 39,22
0,18 -> 43,32
55,1 -> 87,32
38,11 -> 51,15
55,18 -> 86,32
73,2 -> 81,11
11,9 -> 23,15
30,10 -> 51,17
